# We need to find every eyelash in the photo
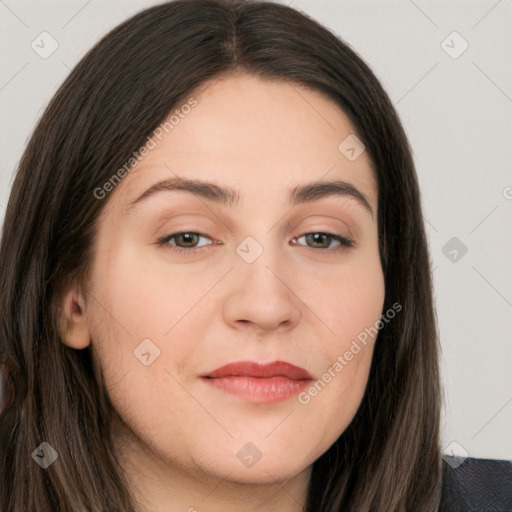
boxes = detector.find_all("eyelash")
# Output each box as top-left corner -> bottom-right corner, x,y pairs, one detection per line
156,231 -> 355,255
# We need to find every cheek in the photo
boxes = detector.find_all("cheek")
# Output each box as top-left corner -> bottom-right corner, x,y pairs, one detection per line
86,239 -> 221,422
96,236 -> 228,334
305,253 -> 385,351
295,253 -> 384,423
88,238 -> 212,362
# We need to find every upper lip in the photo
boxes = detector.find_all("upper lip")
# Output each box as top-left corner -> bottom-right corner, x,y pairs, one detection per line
202,361 -> 314,380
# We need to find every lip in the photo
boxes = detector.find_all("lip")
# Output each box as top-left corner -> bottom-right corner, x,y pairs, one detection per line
203,361 -> 314,380
201,361 -> 314,404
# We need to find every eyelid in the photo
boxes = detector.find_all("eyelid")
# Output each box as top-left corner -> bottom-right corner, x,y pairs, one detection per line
285,212 -> 355,238
292,232 -> 354,249
156,229 -> 355,254
156,232 -> 218,253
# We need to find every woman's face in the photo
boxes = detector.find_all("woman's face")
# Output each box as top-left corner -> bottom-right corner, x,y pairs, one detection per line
65,73 -> 384,487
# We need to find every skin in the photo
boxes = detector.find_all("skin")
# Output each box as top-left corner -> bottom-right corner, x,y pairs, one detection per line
60,72 -> 385,512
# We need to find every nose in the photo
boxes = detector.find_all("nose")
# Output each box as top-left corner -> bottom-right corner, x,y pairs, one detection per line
222,246 -> 302,335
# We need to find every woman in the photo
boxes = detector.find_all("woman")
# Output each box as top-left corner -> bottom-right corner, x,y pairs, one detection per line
0,1 -> 510,511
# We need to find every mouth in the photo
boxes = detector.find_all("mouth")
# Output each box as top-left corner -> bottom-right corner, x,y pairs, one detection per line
201,361 -> 314,404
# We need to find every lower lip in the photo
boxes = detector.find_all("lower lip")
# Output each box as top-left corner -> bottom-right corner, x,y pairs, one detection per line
201,376 -> 312,404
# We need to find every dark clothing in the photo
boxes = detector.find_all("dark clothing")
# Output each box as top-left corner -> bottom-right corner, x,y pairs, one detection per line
440,457 -> 512,511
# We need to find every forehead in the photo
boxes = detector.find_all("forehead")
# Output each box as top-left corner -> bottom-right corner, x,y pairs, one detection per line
111,73 -> 377,210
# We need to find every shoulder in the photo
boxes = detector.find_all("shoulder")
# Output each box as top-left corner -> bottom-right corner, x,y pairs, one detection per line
440,456 -> 512,511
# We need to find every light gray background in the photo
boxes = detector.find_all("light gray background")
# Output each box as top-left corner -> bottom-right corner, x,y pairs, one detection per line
1,0 -> 511,460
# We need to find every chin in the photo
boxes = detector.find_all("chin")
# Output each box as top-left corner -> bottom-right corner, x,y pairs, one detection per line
189,446 -> 313,485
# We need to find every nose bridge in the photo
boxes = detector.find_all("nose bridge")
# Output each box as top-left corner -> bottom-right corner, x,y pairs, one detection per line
222,231 -> 302,331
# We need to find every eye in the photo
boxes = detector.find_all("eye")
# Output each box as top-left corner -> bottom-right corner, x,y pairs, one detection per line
291,232 -> 354,251
156,230 -> 355,256
157,232 -> 217,254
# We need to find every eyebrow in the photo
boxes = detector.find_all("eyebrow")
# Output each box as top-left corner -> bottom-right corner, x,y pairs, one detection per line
128,176 -> 374,217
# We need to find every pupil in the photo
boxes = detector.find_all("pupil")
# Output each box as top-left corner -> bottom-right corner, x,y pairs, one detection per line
180,233 -> 197,246
308,233 -> 328,247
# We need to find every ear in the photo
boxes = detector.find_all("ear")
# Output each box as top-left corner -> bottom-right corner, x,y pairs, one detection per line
58,282 -> 91,349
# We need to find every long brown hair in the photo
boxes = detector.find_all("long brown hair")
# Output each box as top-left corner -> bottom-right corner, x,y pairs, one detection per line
0,0 -> 442,510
